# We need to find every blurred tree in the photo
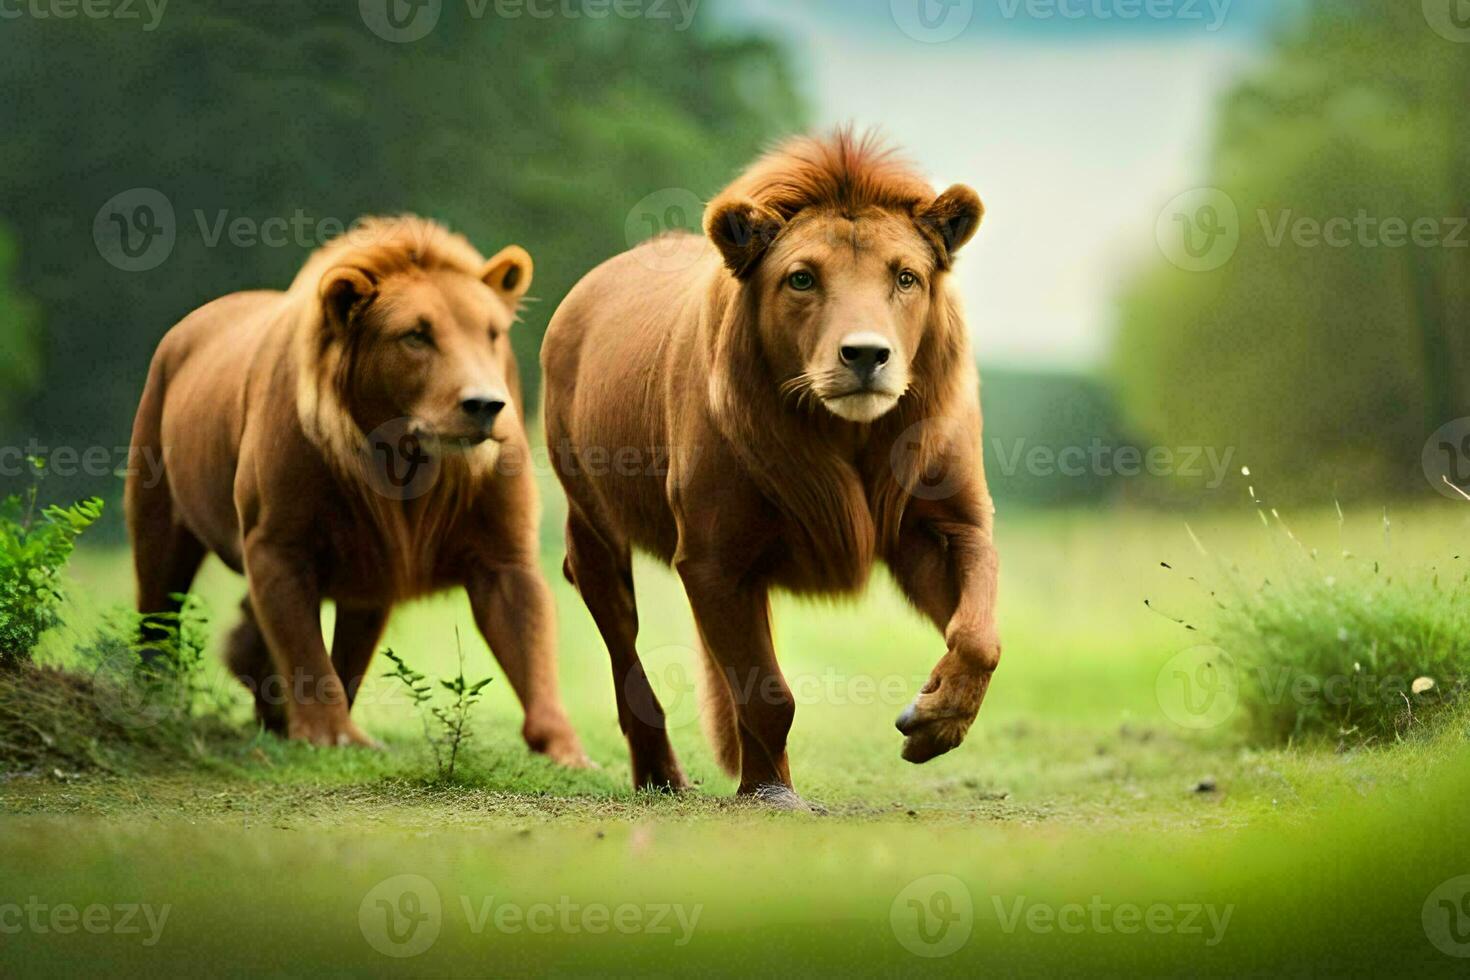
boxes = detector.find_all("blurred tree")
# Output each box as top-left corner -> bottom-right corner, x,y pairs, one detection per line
0,1 -> 804,506
981,369 -> 1128,509
0,227 -> 40,431
1112,1 -> 1469,502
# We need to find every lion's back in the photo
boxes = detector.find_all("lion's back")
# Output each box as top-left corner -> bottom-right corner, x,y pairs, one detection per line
137,289 -> 291,560
542,234 -> 719,556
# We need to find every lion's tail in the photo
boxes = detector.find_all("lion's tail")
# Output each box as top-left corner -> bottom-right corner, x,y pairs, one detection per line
698,643 -> 741,778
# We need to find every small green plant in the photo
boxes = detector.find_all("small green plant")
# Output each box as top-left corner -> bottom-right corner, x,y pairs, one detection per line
381,631 -> 492,782
79,594 -> 215,727
0,457 -> 103,669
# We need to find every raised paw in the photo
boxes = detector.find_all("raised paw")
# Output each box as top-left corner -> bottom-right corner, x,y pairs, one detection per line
895,668 -> 991,764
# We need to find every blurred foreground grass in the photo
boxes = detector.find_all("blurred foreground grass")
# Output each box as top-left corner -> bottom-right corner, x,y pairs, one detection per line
4,497 -> 1470,974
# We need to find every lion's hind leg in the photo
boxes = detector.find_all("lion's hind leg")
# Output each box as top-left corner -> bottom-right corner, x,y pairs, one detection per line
564,509 -> 688,791
225,597 -> 286,735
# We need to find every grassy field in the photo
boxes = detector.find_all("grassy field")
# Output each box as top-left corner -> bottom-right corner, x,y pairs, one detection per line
4,490 -> 1470,976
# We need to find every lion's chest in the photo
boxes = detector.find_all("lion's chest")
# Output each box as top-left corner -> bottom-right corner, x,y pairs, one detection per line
764,507 -> 880,597
316,506 -> 468,604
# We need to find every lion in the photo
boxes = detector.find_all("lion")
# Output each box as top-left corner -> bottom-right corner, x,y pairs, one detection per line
542,129 -> 999,804
126,215 -> 586,761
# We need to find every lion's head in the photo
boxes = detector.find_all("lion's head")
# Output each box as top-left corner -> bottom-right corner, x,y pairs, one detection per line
704,129 -> 983,424
293,216 -> 533,468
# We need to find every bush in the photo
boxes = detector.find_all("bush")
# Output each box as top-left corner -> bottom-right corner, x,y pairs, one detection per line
0,459 -> 103,669
1205,516 -> 1470,744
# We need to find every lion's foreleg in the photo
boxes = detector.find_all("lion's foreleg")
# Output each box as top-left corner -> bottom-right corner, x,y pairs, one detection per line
675,557 -> 800,803
889,510 -> 1001,764
243,536 -> 376,748
467,562 -> 589,768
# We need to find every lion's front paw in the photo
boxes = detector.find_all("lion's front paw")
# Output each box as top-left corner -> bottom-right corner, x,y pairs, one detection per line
288,709 -> 382,749
540,737 -> 598,770
894,668 -> 991,764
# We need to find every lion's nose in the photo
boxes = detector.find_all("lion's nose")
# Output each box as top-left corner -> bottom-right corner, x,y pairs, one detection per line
838,334 -> 892,384
460,393 -> 507,429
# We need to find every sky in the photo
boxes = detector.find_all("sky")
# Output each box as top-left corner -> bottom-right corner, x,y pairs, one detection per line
715,0 -> 1296,369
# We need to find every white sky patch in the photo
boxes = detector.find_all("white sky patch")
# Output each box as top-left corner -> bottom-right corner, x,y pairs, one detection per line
718,3 -> 1262,368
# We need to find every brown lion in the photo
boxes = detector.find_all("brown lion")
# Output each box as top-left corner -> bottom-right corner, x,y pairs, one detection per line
126,215 -> 586,761
542,130 -> 1000,804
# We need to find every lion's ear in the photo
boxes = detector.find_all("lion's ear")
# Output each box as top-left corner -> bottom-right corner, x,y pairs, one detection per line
482,245 -> 533,306
705,199 -> 785,280
916,184 -> 984,268
319,266 -> 378,332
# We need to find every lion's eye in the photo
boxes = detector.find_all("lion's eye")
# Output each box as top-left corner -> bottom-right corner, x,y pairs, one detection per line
401,326 -> 435,350
897,270 -> 920,290
787,270 -> 816,292
487,327 -> 502,343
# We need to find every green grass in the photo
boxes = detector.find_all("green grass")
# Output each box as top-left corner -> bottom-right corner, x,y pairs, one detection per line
3,497 -> 1470,975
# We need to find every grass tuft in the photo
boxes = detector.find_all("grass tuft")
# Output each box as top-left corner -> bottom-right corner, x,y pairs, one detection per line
1204,507 -> 1470,745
